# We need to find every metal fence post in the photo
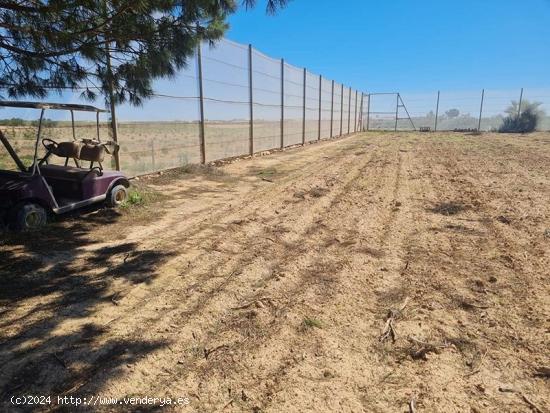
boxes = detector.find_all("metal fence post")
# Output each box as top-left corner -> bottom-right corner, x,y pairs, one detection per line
340,84 -> 344,136
318,75 -> 322,140
359,93 -> 364,131
330,80 -> 334,138
104,40 -> 121,171
108,102 -> 121,171
280,58 -> 284,149
348,87 -> 351,135
248,44 -> 254,155
302,68 -> 306,145
478,89 -> 485,132
434,90 -> 440,132
151,139 -> 155,171
366,94 -> 371,131
518,87 -> 524,117
394,93 -> 399,132
354,90 -> 358,132
197,43 -> 206,164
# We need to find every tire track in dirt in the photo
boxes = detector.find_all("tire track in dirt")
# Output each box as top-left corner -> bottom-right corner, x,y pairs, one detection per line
90,138 -> 370,326
116,137 -> 363,252
432,141 -> 549,411
137,141 -> 411,412
366,139 -> 489,412
374,136 -> 550,412
66,138 -> 410,408
3,133 -> 548,413
82,137 -> 413,412
251,146 -> 416,412
0,137 -> 362,400
81,138 -> 392,402
0,135 -> 375,402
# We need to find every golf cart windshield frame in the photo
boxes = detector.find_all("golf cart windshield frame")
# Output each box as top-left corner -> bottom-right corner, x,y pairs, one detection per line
0,101 -> 108,175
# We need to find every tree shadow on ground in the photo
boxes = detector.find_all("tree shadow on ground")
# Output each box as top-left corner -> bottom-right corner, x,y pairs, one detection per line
0,206 -> 174,410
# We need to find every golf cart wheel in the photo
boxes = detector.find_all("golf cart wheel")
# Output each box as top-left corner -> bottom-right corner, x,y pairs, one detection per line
107,184 -> 128,207
13,203 -> 48,231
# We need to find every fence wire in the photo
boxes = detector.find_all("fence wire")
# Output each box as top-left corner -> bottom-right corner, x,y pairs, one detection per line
364,89 -> 550,133
0,37 -> 364,176
5,37 -> 547,178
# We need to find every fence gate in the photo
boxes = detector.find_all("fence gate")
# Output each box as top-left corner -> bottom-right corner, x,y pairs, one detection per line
365,93 -> 416,131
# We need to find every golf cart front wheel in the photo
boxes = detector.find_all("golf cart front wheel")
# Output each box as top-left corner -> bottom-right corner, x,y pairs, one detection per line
107,185 -> 128,207
13,203 -> 48,231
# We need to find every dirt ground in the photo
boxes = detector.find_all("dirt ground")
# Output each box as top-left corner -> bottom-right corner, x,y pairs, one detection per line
1,131 -> 549,412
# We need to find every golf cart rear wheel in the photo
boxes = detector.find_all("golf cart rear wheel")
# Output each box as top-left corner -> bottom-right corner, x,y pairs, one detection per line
13,203 -> 48,231
107,184 -> 128,207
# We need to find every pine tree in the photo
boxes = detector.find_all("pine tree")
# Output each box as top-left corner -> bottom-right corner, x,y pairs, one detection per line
0,0 -> 288,105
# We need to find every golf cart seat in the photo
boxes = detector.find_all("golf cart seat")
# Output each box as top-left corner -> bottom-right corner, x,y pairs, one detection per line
51,141 -> 82,159
45,140 -> 106,163
80,142 -> 105,163
41,164 -> 100,181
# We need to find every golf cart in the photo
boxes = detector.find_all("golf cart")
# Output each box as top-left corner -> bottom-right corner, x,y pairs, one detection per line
0,101 -> 129,231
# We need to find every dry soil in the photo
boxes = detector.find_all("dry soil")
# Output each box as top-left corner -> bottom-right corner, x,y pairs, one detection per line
1,131 -> 549,412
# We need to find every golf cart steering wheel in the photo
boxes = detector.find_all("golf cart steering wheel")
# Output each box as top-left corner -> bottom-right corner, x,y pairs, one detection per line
39,138 -> 59,166
42,138 -> 59,151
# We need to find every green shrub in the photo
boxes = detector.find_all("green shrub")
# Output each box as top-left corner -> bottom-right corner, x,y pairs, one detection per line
499,100 -> 545,133
120,189 -> 144,208
499,108 -> 539,133
127,190 -> 144,205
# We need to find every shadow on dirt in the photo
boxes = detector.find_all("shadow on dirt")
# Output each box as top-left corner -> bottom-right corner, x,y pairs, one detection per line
429,201 -> 468,216
142,164 -> 233,186
0,206 -> 174,407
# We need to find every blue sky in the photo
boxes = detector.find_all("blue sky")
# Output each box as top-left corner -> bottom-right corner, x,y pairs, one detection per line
227,0 -> 550,93
3,0 -> 549,122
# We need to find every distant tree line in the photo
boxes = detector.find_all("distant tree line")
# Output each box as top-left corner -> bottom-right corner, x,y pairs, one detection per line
0,117 -> 58,127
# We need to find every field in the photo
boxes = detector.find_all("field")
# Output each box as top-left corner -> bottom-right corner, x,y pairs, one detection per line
0,119 -> 339,177
1,131 -> 549,412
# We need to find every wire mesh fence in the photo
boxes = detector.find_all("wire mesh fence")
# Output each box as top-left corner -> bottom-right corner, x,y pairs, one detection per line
3,36 -> 549,178
0,38 -> 364,177
364,89 -> 550,132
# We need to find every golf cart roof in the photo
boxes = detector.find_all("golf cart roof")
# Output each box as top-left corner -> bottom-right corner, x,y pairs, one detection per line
0,100 -> 108,112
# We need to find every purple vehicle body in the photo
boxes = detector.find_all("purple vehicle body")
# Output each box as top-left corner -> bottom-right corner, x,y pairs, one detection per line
0,101 -> 129,230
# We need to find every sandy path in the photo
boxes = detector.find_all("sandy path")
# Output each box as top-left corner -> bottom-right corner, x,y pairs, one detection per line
1,132 -> 549,412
